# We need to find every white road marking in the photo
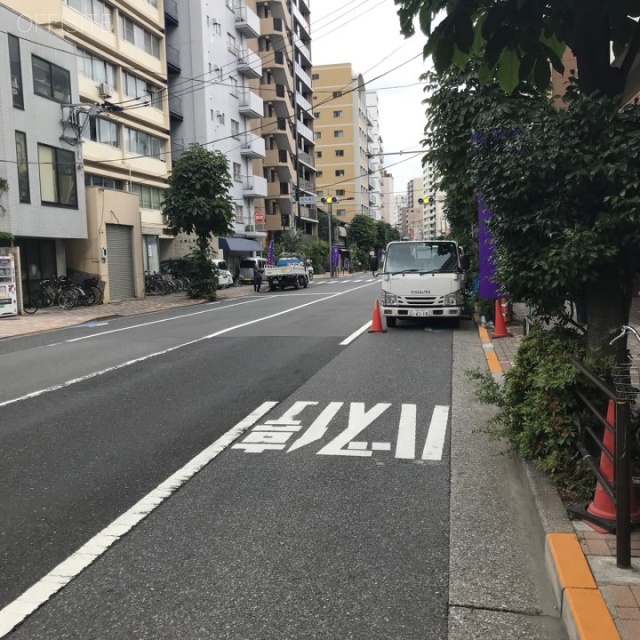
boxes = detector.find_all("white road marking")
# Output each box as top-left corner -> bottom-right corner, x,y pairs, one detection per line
0,402 -> 278,638
1,281 -> 378,408
340,321 -> 372,345
287,402 -> 343,452
317,403 -> 391,457
421,405 -> 450,460
395,404 -> 417,459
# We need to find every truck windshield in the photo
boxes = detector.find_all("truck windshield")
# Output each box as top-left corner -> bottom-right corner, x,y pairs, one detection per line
384,242 -> 458,273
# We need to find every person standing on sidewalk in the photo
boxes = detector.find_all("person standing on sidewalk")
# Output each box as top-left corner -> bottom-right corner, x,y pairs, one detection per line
253,266 -> 263,292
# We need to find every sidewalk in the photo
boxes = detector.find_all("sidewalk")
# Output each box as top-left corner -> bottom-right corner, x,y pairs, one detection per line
479,300 -> 640,640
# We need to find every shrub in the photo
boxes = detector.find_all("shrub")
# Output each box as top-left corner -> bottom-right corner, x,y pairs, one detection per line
468,325 -> 614,499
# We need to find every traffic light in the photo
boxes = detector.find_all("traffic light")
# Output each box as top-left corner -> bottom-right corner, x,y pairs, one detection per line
280,213 -> 290,227
418,197 -> 430,204
321,197 -> 339,204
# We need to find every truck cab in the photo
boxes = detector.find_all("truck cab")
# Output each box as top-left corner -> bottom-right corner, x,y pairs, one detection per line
378,240 -> 470,328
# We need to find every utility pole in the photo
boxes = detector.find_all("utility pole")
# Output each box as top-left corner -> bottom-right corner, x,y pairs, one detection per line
321,196 -> 339,277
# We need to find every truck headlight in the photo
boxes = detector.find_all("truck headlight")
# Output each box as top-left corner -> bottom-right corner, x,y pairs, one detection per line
382,292 -> 398,306
445,292 -> 461,306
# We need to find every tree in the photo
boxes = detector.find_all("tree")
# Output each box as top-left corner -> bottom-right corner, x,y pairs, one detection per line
375,221 -> 401,249
396,1 -> 640,97
162,144 -> 235,299
396,1 -> 640,359
347,214 -> 377,252
163,143 -> 235,249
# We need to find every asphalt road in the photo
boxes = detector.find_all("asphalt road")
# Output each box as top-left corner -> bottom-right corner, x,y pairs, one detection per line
0,276 -> 565,639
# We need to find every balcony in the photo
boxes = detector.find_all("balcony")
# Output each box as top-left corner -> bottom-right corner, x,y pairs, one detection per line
260,16 -> 285,42
299,177 -> 314,193
166,45 -> 181,74
243,176 -> 268,198
164,0 -> 178,26
240,133 -> 266,158
234,4 -> 259,38
169,95 -> 183,121
297,148 -> 314,169
294,34 -> 311,66
262,116 -> 294,152
296,92 -> 313,115
268,180 -> 293,199
296,120 -> 313,143
237,48 -> 262,79
265,148 -> 294,178
295,65 -> 312,90
238,88 -> 263,118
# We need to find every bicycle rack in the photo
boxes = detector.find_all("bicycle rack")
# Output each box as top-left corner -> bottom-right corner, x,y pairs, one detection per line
567,355 -> 640,569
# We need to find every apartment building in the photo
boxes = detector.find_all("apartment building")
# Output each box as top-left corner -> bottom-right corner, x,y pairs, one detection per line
0,3 -> 86,289
256,0 -> 316,240
365,90 -> 383,221
381,170 -> 394,226
422,160 -> 437,239
1,0 -> 171,302
312,63 -> 373,222
405,177 -> 424,240
165,0 -> 267,270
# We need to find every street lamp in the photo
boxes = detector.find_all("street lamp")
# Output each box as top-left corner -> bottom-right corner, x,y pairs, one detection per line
321,196 -> 339,277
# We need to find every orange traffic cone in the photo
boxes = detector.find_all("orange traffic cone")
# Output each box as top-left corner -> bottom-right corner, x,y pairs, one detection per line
368,299 -> 386,333
492,298 -> 511,338
586,400 -> 640,532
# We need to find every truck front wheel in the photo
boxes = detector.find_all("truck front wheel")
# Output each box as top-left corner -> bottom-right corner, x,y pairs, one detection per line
294,278 -> 300,290
386,316 -> 397,328
302,277 -> 307,289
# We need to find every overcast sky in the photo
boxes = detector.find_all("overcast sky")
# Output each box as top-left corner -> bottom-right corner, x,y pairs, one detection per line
310,0 -> 430,192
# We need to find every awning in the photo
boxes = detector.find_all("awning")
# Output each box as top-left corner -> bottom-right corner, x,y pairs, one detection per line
218,238 -> 264,253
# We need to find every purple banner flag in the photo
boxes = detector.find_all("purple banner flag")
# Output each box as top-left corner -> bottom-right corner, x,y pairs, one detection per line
477,192 -> 501,300
332,246 -> 340,268
268,239 -> 275,266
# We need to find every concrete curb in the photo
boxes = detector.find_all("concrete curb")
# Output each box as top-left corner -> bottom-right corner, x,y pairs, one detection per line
474,317 -> 622,640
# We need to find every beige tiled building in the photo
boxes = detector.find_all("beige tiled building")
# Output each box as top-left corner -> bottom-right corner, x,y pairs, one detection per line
256,0 -> 317,240
311,62 -> 373,222
1,0 -> 171,301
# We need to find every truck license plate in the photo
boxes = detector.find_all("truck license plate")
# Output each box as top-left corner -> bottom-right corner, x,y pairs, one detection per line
411,310 -> 428,317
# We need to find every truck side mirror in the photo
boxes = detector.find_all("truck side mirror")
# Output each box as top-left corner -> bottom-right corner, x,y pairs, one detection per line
460,255 -> 470,271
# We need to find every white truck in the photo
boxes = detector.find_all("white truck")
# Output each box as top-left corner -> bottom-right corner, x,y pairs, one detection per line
374,240 -> 470,328
264,254 -> 310,291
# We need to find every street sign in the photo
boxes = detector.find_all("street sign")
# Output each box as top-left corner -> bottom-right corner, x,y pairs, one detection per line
254,212 -> 266,223
298,196 -> 316,205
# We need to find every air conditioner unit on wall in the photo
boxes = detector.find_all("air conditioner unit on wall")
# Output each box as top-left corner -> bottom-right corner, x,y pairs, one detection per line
99,82 -> 113,98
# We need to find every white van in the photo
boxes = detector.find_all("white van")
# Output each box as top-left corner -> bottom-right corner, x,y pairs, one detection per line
212,259 -> 233,288
239,257 -> 267,284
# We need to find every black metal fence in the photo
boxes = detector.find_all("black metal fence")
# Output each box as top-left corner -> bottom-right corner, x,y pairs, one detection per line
568,355 -> 638,568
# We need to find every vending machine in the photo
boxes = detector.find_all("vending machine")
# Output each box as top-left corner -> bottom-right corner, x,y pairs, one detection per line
0,255 -> 18,317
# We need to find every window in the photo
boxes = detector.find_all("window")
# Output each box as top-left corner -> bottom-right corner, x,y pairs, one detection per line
32,56 -> 71,103
235,204 -> 244,222
333,110 -> 342,117
124,126 -> 163,159
130,183 -> 164,209
314,131 -> 321,139
231,119 -> 240,139
333,91 -> 342,98
120,15 -> 160,58
315,151 -> 322,158
38,144 -> 77,207
229,76 -> 238,96
212,20 -> 221,35
334,130 -> 344,138
233,162 -> 242,181
64,0 -> 112,31
15,132 -> 30,202
85,174 -> 123,190
9,35 -> 24,109
227,33 -> 237,54
82,115 -> 119,147
78,49 -> 116,87
336,189 -> 346,196
313,112 -> 320,118
123,71 -> 162,109
335,149 -> 344,157
335,170 -> 344,177
316,171 -> 323,178
336,209 -> 346,217
217,111 -> 225,124
311,73 -> 319,80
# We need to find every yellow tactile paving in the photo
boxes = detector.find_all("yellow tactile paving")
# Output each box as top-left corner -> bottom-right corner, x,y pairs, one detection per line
485,350 -> 502,374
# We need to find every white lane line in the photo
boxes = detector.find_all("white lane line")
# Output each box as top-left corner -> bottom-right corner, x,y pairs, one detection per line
1,281 -> 378,408
421,405 -> 450,460
339,321 -> 372,345
66,298 -> 267,343
395,403 -> 417,459
0,402 -> 278,639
